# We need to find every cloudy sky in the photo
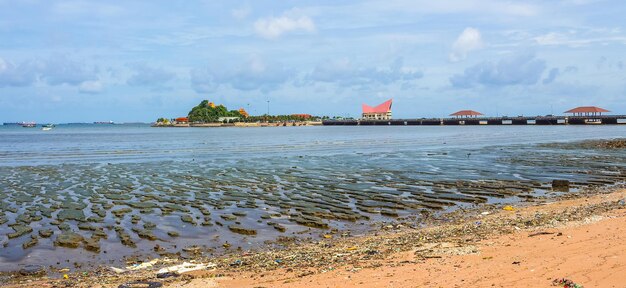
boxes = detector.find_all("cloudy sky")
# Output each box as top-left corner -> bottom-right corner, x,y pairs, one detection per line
1,0 -> 625,122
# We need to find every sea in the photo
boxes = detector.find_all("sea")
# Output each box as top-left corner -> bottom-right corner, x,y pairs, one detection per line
0,124 -> 625,270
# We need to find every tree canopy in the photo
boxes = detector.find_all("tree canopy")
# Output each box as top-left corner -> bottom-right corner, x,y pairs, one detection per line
187,100 -> 244,123
179,99 -> 334,123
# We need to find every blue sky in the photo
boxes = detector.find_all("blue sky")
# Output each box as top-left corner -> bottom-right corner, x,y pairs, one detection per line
1,0 -> 625,122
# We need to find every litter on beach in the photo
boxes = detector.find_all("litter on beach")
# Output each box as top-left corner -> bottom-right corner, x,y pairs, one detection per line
503,205 -> 515,211
110,258 -> 175,273
157,262 -> 215,274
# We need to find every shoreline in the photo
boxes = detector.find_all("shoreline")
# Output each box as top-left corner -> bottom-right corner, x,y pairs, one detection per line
3,186 -> 625,287
152,121 -> 323,128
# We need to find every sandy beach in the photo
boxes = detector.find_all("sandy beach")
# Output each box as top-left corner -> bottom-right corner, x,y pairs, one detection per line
5,188 -> 625,288
213,189 -> 626,288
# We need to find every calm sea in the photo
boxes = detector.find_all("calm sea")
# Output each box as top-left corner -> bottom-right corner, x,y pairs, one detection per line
1,124 -> 625,165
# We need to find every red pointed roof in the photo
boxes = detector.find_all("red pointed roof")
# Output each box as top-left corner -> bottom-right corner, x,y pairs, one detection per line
564,106 -> 610,113
362,99 -> 393,114
449,110 -> 483,116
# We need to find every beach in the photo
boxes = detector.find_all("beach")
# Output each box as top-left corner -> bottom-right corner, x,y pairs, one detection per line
214,189 -> 626,288
217,189 -> 626,288
3,1 -> 626,286
1,125 -> 625,287
4,187 -> 625,287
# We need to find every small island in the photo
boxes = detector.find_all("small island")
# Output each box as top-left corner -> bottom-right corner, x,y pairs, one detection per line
153,100 -> 328,127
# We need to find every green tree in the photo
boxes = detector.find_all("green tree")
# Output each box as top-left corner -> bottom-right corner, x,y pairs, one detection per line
188,100 -> 243,123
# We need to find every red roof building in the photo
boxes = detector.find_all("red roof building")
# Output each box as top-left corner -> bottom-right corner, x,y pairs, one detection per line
175,117 -> 189,123
449,110 -> 483,118
564,106 -> 610,116
292,114 -> 312,119
362,99 -> 393,120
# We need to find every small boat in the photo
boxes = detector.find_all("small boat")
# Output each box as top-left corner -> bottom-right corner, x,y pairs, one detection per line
42,124 -> 55,131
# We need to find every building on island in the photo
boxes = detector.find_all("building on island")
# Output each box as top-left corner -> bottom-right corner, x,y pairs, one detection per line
218,117 -> 240,123
292,114 -> 312,119
362,99 -> 393,120
564,106 -> 610,116
449,110 -> 483,118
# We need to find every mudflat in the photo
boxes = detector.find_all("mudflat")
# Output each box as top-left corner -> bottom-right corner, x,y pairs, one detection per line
5,189 -> 625,287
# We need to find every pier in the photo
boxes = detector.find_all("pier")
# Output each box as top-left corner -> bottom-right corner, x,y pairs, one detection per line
323,115 -> 626,126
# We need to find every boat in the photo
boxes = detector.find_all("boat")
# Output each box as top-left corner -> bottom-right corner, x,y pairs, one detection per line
94,121 -> 115,124
20,122 -> 36,128
42,124 -> 55,131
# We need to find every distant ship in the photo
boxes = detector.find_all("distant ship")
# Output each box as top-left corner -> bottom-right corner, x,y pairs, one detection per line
21,122 -> 36,128
3,122 -> 20,126
94,121 -> 115,124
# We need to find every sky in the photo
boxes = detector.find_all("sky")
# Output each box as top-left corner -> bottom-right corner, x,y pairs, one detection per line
1,0 -> 625,123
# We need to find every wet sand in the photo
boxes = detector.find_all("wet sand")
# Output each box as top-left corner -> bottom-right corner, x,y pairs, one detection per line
4,188 -> 625,287
3,138 -> 626,270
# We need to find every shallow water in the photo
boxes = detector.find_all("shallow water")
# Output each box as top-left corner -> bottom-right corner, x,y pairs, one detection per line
0,124 -> 625,270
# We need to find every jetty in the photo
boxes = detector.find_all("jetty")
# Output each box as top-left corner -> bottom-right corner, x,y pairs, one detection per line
323,115 -> 626,126
325,105 -> 626,126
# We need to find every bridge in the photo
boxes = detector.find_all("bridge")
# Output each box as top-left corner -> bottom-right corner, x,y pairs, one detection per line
323,115 -> 626,126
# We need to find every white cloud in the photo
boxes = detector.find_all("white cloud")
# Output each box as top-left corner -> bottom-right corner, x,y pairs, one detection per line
308,57 -> 423,87
360,0 -> 539,17
41,55 -> 98,86
0,58 -> 7,71
560,0 -> 600,5
191,56 -> 294,92
254,14 -> 315,39
449,27 -> 483,62
534,32 -> 626,47
126,63 -> 175,87
450,53 -> 547,88
0,56 -> 100,87
0,58 -> 40,87
231,5 -> 251,20
79,80 -> 103,94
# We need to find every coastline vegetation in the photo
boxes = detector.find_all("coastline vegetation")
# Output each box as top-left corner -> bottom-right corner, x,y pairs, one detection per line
155,100 -> 348,124
188,100 -> 245,123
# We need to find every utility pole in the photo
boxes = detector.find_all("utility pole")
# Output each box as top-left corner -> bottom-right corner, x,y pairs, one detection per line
267,100 -> 270,115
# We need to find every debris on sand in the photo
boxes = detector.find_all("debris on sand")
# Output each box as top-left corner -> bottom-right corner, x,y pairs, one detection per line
110,258 -> 175,273
552,278 -> 584,288
118,281 -> 163,288
156,262 -> 215,274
